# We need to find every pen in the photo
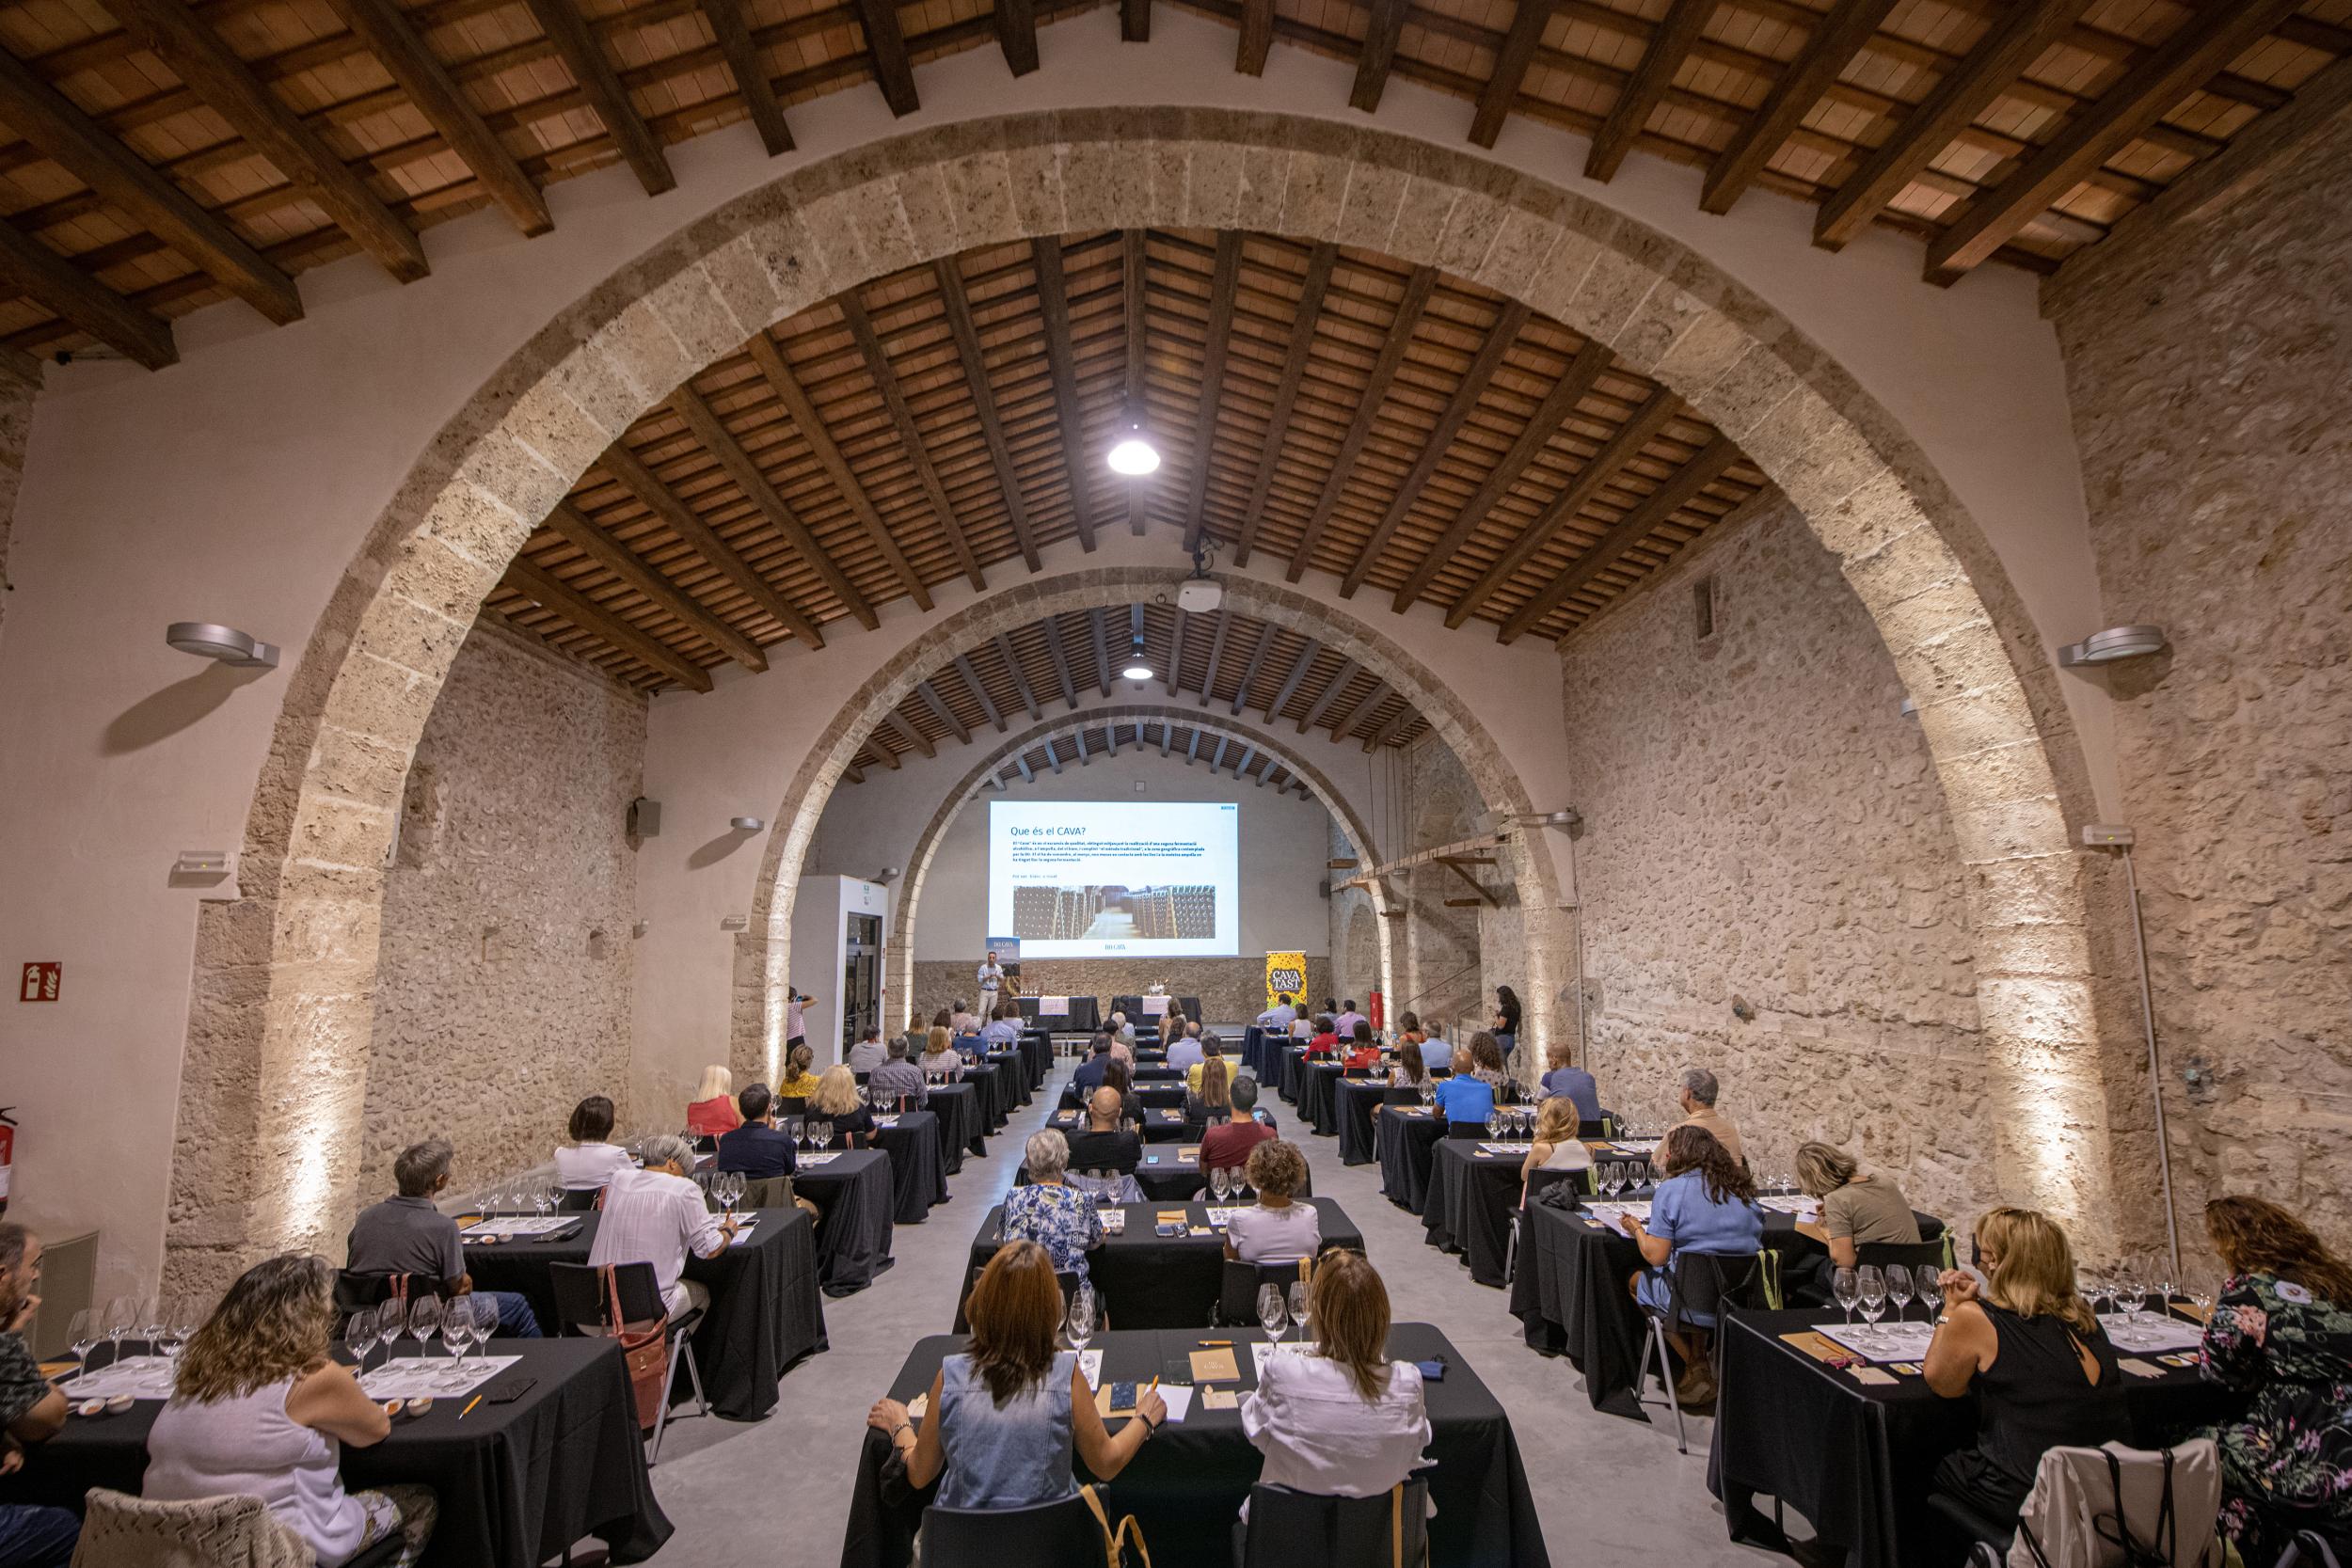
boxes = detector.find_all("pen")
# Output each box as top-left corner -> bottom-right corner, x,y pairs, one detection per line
1198,1339 -> 1232,1347
458,1394 -> 483,1419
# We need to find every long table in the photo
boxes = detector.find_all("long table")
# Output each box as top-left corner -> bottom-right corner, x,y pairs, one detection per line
839,1324 -> 1549,1568
1376,1104 -> 1449,1212
871,1110 -> 946,1223
955,1198 -> 1365,1331
1018,995 -> 1102,1030
0,1338 -> 670,1568
1421,1138 -> 1599,1288
791,1149 -> 899,1293
1059,1081 -> 1187,1111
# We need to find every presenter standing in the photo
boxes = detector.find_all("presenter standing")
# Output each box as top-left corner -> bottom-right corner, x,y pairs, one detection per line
977,949 -> 1006,1007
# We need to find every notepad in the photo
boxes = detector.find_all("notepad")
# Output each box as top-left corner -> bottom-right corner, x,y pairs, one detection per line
1189,1347 -> 1240,1382
1201,1388 -> 1239,1411
2119,1357 -> 2165,1379
1178,1147 -> 1201,1161
1849,1367 -> 1897,1386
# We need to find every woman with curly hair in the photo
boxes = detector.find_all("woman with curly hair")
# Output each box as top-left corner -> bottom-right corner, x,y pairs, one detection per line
1620,1123 -> 1761,1405
1224,1139 -> 1320,1265
144,1254 -> 437,1566
2196,1195 -> 2352,1563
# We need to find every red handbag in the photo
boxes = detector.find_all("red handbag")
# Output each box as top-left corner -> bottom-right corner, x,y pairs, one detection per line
594,1264 -> 672,1430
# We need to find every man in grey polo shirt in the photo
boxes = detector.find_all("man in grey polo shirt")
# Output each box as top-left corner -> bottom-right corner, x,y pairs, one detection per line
347,1138 -> 543,1336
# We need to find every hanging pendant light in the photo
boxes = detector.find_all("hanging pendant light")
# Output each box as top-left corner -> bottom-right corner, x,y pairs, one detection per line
1120,630 -> 1154,683
1107,403 -> 1160,476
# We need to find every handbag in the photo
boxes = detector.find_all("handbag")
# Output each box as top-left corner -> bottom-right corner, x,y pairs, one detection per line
594,1264 -> 673,1431
1079,1483 -> 1153,1567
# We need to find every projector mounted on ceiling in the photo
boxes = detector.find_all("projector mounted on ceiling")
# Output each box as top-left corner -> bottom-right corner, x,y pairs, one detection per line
1177,542 -> 1222,613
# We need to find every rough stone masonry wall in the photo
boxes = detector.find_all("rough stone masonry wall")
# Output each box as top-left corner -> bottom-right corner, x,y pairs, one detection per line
2047,112 -> 2352,1254
1562,497 -> 1992,1223
359,622 -> 645,1198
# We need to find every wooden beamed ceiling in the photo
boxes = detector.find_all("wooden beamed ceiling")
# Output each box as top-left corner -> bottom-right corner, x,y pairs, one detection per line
483,224 -> 1775,686
977,718 -> 1320,798
0,0 -> 2345,364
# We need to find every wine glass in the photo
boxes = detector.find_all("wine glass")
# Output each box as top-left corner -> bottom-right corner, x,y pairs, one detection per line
1916,1270 -> 1944,1323
2121,1278 -> 2148,1330
1066,1284 -> 1096,1354
1257,1283 -> 1289,1348
347,1304 -> 381,1374
1209,1166 -> 1230,1204
1832,1267 -> 1860,1330
66,1308 -> 98,1383
1885,1264 -> 1914,1325
1287,1281 -> 1311,1345
439,1300 -> 474,1389
1485,1111 -> 1502,1141
1857,1265 -> 1887,1348
407,1294 -> 444,1368
102,1294 -> 137,1370
531,1183 -> 552,1221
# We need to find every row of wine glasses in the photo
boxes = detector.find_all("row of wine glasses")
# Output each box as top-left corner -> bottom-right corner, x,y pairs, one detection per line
1484,1108 -> 1539,1141
1593,1163 -> 1647,1199
1206,1167 -> 1255,1203
344,1294 -> 500,1386
476,1180 -> 565,1217
1830,1264 -> 1945,1346
699,1169 -> 747,1212
2086,1275 -> 2186,1325
781,1119 -> 837,1155
67,1295 -> 202,1376
1254,1282 -> 1312,1346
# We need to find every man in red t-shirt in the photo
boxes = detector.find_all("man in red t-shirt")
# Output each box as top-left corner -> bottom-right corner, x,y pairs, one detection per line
1199,1075 -> 1278,1172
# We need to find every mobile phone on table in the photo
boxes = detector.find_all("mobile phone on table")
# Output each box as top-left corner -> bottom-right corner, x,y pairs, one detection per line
1109,1381 -> 1138,1413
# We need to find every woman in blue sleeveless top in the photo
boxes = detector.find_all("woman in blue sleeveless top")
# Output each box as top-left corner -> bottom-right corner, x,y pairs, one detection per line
867,1241 -> 1166,1511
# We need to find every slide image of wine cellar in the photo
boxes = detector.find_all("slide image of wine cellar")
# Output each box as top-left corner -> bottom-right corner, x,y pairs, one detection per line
1010,884 -> 1216,941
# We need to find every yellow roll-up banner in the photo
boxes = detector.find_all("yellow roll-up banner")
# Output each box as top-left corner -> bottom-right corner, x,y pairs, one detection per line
1264,952 -> 1307,1012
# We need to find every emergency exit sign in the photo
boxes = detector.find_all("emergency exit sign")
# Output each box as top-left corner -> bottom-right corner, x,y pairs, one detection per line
18,963 -> 58,1003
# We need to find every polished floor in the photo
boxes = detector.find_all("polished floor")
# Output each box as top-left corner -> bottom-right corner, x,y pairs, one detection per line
643,1053 -> 1787,1566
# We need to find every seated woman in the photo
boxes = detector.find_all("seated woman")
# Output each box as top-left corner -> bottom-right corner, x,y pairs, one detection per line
1795,1141 -> 1920,1269
1924,1206 -> 2126,1524
1305,1017 -> 1341,1057
916,1025 -> 964,1081
2195,1195 -> 2352,1564
867,1241 -> 1163,1514
685,1064 -> 740,1138
1185,1055 -> 1233,1127
145,1255 -> 437,1567
1537,1040 -> 1601,1122
1620,1124 -> 1763,1407
1100,1058 -> 1146,1132
774,1042 -> 823,1101
554,1094 -> 633,1191
1431,1033 -> 1505,1128
808,1065 -> 875,1142
1225,1140 -> 1320,1265
1241,1251 -> 1431,1517
1341,1022 -> 1382,1071
1187,1036 -> 1228,1096
1002,1131 -> 1106,1282
1394,1011 -> 1426,1050
1519,1096 -> 1593,1202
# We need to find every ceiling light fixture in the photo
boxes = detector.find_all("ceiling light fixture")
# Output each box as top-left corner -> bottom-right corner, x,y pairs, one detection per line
1120,628 -> 1154,683
1107,404 -> 1160,476
2058,625 -> 2167,668
167,622 -> 279,669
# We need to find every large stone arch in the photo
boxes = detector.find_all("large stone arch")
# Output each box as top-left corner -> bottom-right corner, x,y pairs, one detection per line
876,704 -> 1400,1031
172,104 -> 2119,1287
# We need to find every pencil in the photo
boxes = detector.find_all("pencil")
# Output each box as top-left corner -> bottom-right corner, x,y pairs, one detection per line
458,1394 -> 483,1419
1198,1339 -> 1232,1347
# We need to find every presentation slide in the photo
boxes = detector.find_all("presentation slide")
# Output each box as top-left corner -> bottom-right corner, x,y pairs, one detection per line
987,800 -> 1240,958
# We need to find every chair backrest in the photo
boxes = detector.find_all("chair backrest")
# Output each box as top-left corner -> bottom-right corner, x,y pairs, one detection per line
1067,1172 -> 1142,1205
773,1096 -> 807,1117
1661,1249 -> 1764,1332
920,1492 -> 1109,1568
2010,1439 -> 2223,1568
1383,1086 -> 1424,1109
555,1187 -> 600,1213
1577,1117 -> 1611,1138
72,1486 -> 312,1568
1219,1257 -> 1311,1326
334,1270 -> 453,1315
1855,1239 -> 1950,1274
1240,1481 -> 1431,1568
741,1174 -> 793,1211
1444,1120 -> 1491,1140
548,1259 -> 666,1333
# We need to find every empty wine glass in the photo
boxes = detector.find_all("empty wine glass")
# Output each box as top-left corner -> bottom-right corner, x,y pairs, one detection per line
1833,1267 -> 1860,1330
2121,1278 -> 2148,1329
66,1309 -> 98,1382
1916,1270 -> 1944,1323
1209,1166 -> 1230,1203
531,1183 -> 552,1221
347,1304 -> 381,1373
1857,1265 -> 1888,1348
1257,1283 -> 1289,1347
102,1295 -> 136,1370
1885,1264 -> 1915,1325
1485,1111 -> 1502,1141
1066,1284 -> 1096,1354
439,1300 -> 474,1388
1288,1281 -> 1311,1345
407,1294 -> 444,1366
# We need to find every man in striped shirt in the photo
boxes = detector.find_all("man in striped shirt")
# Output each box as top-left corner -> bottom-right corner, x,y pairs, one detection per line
588,1133 -> 737,1319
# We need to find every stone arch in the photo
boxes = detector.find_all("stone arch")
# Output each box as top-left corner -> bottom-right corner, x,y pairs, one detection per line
175,104 -> 2116,1286
876,704 -> 1398,1031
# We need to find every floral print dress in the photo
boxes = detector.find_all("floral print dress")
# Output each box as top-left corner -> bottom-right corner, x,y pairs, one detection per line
2198,1270 -> 2352,1563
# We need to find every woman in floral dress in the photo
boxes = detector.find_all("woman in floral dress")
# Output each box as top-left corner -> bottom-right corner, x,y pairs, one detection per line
2198,1195 -> 2352,1564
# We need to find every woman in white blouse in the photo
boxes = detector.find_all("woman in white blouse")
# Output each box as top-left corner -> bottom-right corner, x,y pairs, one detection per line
553,1095 -> 633,1191
1519,1096 -> 1594,1204
1241,1252 -> 1432,1516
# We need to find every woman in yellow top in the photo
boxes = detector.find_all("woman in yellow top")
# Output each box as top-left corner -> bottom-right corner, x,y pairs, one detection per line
774,1041 -> 822,1100
1187,1035 -> 1230,1095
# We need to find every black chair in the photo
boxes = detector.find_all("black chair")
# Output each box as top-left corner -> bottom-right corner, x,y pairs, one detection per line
1444,1120 -> 1490,1140
774,1095 -> 807,1117
1928,1491 -> 2017,1564
1232,1481 -> 1430,1568
1218,1258 -> 1311,1327
1577,1117 -> 1612,1139
2280,1530 -> 2349,1567
1855,1237 -> 1951,1274
334,1270 -> 454,1317
1382,1085 -> 1425,1109
547,1259 -> 710,1464
1633,1249 -> 1765,1453
555,1186 -> 600,1213
920,1492 -> 1108,1568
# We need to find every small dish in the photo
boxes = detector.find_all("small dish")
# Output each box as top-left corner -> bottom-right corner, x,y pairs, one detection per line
382,1399 -> 405,1417
104,1394 -> 135,1415
74,1398 -> 106,1418
404,1398 -> 434,1417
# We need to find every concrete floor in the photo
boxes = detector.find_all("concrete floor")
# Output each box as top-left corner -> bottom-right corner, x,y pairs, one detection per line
638,1053 -> 1789,1566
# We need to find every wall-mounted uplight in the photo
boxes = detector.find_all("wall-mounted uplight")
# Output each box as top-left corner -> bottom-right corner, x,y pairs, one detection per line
729,816 -> 766,832
167,622 -> 278,668
2058,625 -> 2167,668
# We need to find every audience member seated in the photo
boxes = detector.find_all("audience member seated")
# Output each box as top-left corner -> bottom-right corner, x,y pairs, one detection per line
1391,1040 -> 1427,1091
1100,1059 -> 1145,1132
1168,1022 -> 1206,1074
2195,1195 -> 2352,1564
980,1004 -> 1023,1049
1621,1124 -> 1762,1407
714,1084 -> 797,1179
1393,1011 -> 1426,1049
1519,1098 -> 1593,1203
846,1025 -> 891,1073
1433,1034 -> 1505,1126
1306,1017 -> 1341,1057
1187,1034 -> 1226,1095
1255,993 -> 1299,1031
554,1094 -> 632,1192
809,1066 -> 876,1141
1186,1057 -> 1234,1127
1659,1066 -> 1743,1167
1003,1132 -> 1106,1281
1225,1141 -> 1319,1265
1109,1011 -> 1136,1046
1202,1076 -> 1278,1174
1538,1040 -> 1602,1121
146,1254 -> 437,1567
950,998 -> 979,1035
866,1241 -> 1161,1513
1240,1251 -> 1430,1518
1331,1000 -> 1367,1038
1072,1035 -> 1116,1096
1419,1026 -> 1454,1076
1795,1141 -> 1919,1269
867,1035 -> 929,1110
1064,1088 -> 1143,1176
1924,1206 -> 2126,1527
917,1025 -> 964,1081
1342,1021 -> 1381,1071
775,1042 -> 824,1101
1289,1014 -> 1316,1041
589,1133 -> 737,1319
685,1064 -> 741,1138
0,1226 -> 76,1568
346,1139 -> 542,1337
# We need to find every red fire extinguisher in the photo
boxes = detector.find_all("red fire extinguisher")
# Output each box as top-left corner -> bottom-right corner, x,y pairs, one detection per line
0,1106 -> 16,1218
1369,990 -> 1385,1032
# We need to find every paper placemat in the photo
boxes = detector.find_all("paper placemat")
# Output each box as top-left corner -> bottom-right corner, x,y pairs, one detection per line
1814,1320 -> 1937,1363
725,1219 -> 761,1246
872,1115 -> 901,1128
60,1355 -> 176,1400
1475,1143 -> 1522,1156
1200,1206 -> 1250,1225
1077,1348 -> 1104,1387
800,1152 -> 843,1167
1100,1212 -> 1126,1234
1778,1330 -> 1850,1364
1581,1200 -> 1652,1230
1249,1339 -> 1311,1375
1758,1196 -> 1818,1216
359,1354 -> 522,1400
461,1215 -> 575,1237
2103,1315 -> 2203,1354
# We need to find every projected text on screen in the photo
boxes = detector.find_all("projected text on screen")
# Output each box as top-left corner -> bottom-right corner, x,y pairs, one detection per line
987,800 -> 1240,958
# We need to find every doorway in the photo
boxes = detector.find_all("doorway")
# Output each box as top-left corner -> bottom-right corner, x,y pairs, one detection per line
844,913 -> 882,1044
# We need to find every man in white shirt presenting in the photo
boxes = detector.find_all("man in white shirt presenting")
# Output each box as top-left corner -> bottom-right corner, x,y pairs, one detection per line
589,1133 -> 736,1319
976,950 -> 1005,1009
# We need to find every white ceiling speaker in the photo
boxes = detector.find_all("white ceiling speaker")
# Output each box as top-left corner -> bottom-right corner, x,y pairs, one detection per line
167,622 -> 278,669
2058,625 -> 2167,668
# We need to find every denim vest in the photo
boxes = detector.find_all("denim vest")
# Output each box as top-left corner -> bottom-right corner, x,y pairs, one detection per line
934,1350 -> 1079,1511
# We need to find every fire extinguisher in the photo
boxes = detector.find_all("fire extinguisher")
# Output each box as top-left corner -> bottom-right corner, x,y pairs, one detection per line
0,1106 -> 16,1218
1369,990 -> 1385,1033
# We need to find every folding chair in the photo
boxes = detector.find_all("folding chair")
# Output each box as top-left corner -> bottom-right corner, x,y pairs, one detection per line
1218,1258 -> 1312,1327
547,1259 -> 710,1464
2279,1531 -> 2349,1567
1633,1248 -> 1763,1453
1947,1438 -> 2224,1567
1232,1480 -> 1431,1568
1855,1238 -> 1950,1274
920,1493 -> 1110,1568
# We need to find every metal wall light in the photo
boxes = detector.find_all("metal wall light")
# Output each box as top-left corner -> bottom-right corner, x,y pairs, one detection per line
2058,625 -> 2167,668
729,816 -> 766,832
167,622 -> 278,668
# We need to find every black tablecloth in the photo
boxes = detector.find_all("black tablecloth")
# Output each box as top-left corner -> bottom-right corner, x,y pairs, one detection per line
1241,1025 -> 1280,1081
1335,1078 -> 1397,1164
1279,1045 -> 1308,1102
1708,1307 -> 2242,1568
925,1082 -> 986,1161
1377,1106 -> 1448,1212
1019,1034 -> 1052,1087
839,1323 -> 1547,1568
1019,1144 -> 1211,1201
1020,996 -> 1102,1030
464,1209 -> 826,1421
1059,1082 -> 1188,1110
794,1149 -> 898,1294
1047,1105 -> 1193,1144
0,1339 -> 671,1568
1296,1061 -> 1348,1134
984,1051 -> 1029,1114
872,1111 -> 946,1223
1422,1139 -> 1544,1288
955,1198 -> 1365,1331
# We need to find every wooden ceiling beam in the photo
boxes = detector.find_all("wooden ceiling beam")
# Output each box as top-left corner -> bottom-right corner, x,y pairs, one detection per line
669,384 -> 878,630
1090,606 -> 1113,697
1363,705 -> 1415,753
1295,659 -> 1359,736
744,329 -> 929,610
867,728 -> 901,770
1232,744 -> 1256,781
1326,681 -> 1386,744
1040,616 -> 1078,710
1468,0 -> 1554,148
0,44 -> 301,324
1339,301 -> 1529,597
1231,242 -> 1337,566
994,632 -> 1042,721
1445,388 -> 1681,628
838,293 -> 982,592
1122,0 -> 1149,43
504,558 -> 713,691
1041,736 -> 1063,774
1230,623 -> 1279,718
544,499 -> 767,671
915,681 -> 970,746
698,0 -> 792,156
1701,0 -> 1899,215
102,0 -> 430,280
1237,0 -> 1275,74
323,0 -> 553,236
1187,728 -> 1203,766
1197,610 -> 1232,709
0,217 -> 176,368
1499,434 -> 1740,642
850,0 -> 919,116
1584,0 -> 1719,183
1263,638 -> 1320,723
1167,609 -> 1189,699
1289,266 -> 1438,582
882,709 -> 933,760
1014,753 -> 1036,784
597,441 -> 825,650
1349,0 -> 1411,113
995,0 -> 1038,76
1184,231 -> 1244,552
517,0 -> 674,195
1073,724 -> 1089,764
1032,237 -> 1101,551
1159,721 -> 1172,757
953,653 -> 1006,733
844,760 -> 865,786
1924,0 -> 2305,282
934,258 -> 1041,571
1389,335 -> 1610,611
1121,229 -> 1150,537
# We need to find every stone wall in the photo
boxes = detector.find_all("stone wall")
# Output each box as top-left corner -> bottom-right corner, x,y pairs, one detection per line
907,956 -> 1331,1028
2047,112 -> 2352,1254
1561,497 -> 1993,1223
360,622 -> 644,1198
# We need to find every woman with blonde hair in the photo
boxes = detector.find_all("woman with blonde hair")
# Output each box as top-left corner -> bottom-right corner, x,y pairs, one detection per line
144,1255 -> 437,1566
1184,1055 -> 1232,1126
1241,1251 -> 1430,1514
808,1065 -> 875,1141
685,1064 -> 740,1136
916,1024 -> 963,1081
1519,1096 -> 1593,1203
774,1042 -> 821,1101
1923,1207 -> 2126,1522
1793,1141 -> 1920,1269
